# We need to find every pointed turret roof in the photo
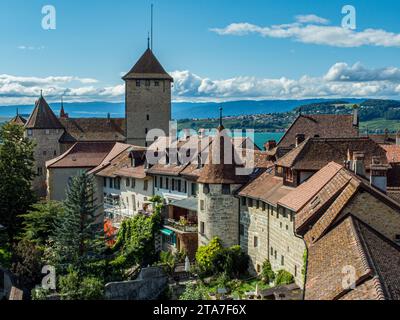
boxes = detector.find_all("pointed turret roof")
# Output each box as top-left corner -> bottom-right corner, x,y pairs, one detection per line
122,48 -> 173,81
197,128 -> 249,185
25,94 -> 64,129
10,111 -> 27,126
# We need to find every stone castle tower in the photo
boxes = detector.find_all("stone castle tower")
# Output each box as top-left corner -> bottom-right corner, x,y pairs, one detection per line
197,124 -> 249,248
123,48 -> 173,147
24,94 -> 64,197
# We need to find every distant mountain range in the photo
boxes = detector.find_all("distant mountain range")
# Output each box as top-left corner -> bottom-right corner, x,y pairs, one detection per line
0,98 -> 367,121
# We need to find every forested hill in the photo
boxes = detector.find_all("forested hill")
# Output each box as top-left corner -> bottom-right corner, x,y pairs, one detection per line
294,99 -> 400,122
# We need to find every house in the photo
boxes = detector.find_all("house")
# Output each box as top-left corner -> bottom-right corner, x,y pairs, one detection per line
287,162 -> 400,300
89,145 -> 153,227
275,137 -> 389,190
274,111 -> 359,158
46,141 -> 121,201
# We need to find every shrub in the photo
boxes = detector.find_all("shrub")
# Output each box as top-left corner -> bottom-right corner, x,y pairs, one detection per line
179,283 -> 208,300
214,245 -> 249,278
195,238 -> 249,278
195,237 -> 224,276
261,260 -> 275,284
80,277 -> 104,300
275,270 -> 295,286
59,268 -> 104,300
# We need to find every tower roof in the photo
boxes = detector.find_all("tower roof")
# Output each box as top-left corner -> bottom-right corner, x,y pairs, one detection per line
197,129 -> 249,185
122,48 -> 173,81
25,95 -> 64,129
10,114 -> 27,126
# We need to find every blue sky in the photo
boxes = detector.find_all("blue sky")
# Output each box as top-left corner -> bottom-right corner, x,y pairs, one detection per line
1,0 -> 400,105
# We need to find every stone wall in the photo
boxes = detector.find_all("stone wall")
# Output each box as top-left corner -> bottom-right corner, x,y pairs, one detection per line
125,80 -> 171,147
345,190 -> 400,242
105,267 -> 167,300
198,184 -> 241,248
26,128 -> 64,197
240,200 -> 306,287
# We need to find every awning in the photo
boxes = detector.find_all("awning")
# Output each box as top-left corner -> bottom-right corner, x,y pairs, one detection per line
161,228 -> 175,236
169,197 -> 198,212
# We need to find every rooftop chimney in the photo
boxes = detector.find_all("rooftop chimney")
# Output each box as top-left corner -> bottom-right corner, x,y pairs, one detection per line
295,134 -> 306,147
352,105 -> 359,127
351,151 -> 366,177
264,140 -> 277,151
370,156 -> 388,193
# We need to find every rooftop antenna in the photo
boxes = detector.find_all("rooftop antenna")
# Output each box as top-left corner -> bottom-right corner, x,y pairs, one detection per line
16,107 -> 19,116
40,89 -> 43,97
151,3 -> 154,51
147,32 -> 150,49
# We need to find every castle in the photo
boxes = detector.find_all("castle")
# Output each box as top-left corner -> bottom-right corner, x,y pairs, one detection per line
12,48 -> 172,197
10,46 -> 400,300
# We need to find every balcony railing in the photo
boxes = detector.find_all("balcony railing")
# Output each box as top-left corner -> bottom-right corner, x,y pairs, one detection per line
164,218 -> 198,233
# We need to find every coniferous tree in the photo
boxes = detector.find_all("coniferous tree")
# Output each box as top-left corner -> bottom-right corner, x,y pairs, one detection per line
0,123 -> 36,243
48,171 -> 105,275
20,201 -> 64,247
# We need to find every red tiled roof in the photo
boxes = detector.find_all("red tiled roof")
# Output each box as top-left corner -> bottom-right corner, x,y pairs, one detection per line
238,168 -> 294,206
46,142 -> 116,168
277,114 -> 359,150
59,118 -> 125,143
305,215 -> 400,300
382,144 -> 400,163
25,96 -> 64,129
122,48 -> 173,81
197,128 -> 249,184
276,137 -> 388,171
10,114 -> 27,126
278,162 -> 343,212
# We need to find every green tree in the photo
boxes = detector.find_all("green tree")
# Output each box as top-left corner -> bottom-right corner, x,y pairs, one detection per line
0,123 -> 36,243
58,268 -> 104,300
11,239 -> 43,290
112,204 -> 162,268
47,172 -> 104,275
20,201 -> 64,247
195,237 -> 224,277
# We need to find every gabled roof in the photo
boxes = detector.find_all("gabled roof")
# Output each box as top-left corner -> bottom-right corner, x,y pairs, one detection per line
46,142 -> 117,169
238,168 -> 294,206
94,148 -> 147,179
277,114 -> 359,151
122,48 -> 173,81
305,215 -> 400,300
25,95 -> 64,129
276,137 -> 388,171
278,162 -> 344,212
59,118 -> 125,143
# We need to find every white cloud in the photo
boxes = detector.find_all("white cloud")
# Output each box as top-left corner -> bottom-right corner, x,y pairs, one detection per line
295,14 -> 329,25
210,15 -> 400,48
2,63 -> 400,105
324,62 -> 400,82
170,63 -> 400,101
18,45 -> 45,50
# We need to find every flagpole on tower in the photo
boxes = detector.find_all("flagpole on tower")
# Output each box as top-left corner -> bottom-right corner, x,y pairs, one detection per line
151,3 -> 154,51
